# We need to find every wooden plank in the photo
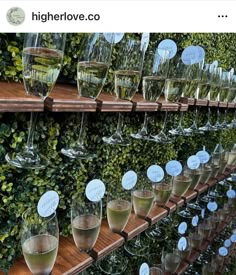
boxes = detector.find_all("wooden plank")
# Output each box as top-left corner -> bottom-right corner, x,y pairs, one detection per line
179,97 -> 195,105
227,103 -> 235,108
131,93 -> 159,112
96,92 -> 133,112
8,236 -> 93,275
164,201 -> 177,213
208,100 -> 219,107
178,103 -> 188,111
170,195 -> 185,207
182,190 -> 197,203
0,82 -> 44,112
45,84 -> 97,112
121,212 -> 149,241
195,99 -> 208,106
175,261 -> 189,275
146,205 -> 168,225
218,101 -> 228,108
206,178 -> 217,188
90,220 -> 125,260
194,183 -> 208,195
157,99 -> 179,111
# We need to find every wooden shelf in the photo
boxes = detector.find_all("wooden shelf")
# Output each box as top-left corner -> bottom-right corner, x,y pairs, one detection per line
6,166 -> 235,275
1,82 -> 235,112
0,82 -> 44,112
45,84 -> 97,112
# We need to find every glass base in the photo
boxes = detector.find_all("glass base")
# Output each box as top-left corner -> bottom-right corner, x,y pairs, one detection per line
187,201 -> 202,212
5,150 -> 47,169
61,144 -> 96,160
169,126 -> 184,136
148,134 -> 172,144
99,252 -> 128,274
145,224 -> 167,241
124,237 -> 149,256
178,208 -> 192,219
130,131 -> 148,140
103,133 -> 130,146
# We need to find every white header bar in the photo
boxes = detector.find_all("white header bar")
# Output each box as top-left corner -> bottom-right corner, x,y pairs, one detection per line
0,1 -> 234,32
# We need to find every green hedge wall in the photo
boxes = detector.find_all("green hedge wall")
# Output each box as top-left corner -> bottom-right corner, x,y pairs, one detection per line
0,33 -> 236,272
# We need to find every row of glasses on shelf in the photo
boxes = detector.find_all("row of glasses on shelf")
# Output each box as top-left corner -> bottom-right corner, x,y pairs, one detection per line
19,143 -> 236,275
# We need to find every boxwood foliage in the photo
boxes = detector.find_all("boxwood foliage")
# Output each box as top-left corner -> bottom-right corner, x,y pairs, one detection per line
0,33 -> 236,271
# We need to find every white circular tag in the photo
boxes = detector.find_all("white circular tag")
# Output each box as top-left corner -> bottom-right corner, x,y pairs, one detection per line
187,155 -> 200,170
219,247 -> 228,257
181,46 -> 199,65
192,215 -> 199,227
147,165 -> 164,183
196,150 -> 210,164
178,236 -> 187,251
165,160 -> 182,176
85,179 -> 106,202
139,263 -> 149,275
158,39 -> 177,59
103,33 -> 124,44
141,33 -> 150,52
227,189 -> 236,199
224,239 -> 232,248
196,46 -> 205,62
178,222 -> 188,235
122,170 -> 137,190
37,190 -> 59,218
207,201 -> 218,212
230,234 -> 236,243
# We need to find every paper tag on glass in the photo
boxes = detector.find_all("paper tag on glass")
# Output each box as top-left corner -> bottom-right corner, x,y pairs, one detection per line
37,190 -> 59,218
196,46 -> 205,62
192,215 -> 199,227
147,165 -> 164,183
224,239 -> 231,248
230,234 -> 236,243
227,189 -> 236,199
165,160 -> 182,176
103,33 -> 124,44
178,236 -> 187,251
158,39 -> 177,59
178,222 -> 188,235
141,33 -> 150,52
139,263 -> 149,275
122,170 -> 137,190
181,46 -> 199,65
196,150 -> 210,164
187,155 -> 200,170
86,179 -> 106,202
219,247 -> 228,257
207,201 -> 218,212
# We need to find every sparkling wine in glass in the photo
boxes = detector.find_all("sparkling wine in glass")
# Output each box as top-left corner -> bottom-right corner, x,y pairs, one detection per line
21,208 -> 59,275
71,199 -> 102,252
6,33 -> 66,169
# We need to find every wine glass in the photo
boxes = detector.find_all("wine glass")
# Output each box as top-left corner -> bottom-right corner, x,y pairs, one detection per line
21,208 -> 59,275
161,247 -> 181,274
103,37 -> 145,145
145,174 -> 172,240
61,33 -> 112,158
71,198 -> 102,252
199,107 -> 215,132
124,173 -> 154,256
131,48 -> 169,140
99,190 -> 132,274
6,33 -> 66,169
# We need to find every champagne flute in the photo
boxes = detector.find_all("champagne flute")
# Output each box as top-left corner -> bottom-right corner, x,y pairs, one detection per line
124,173 -> 154,256
99,189 -> 132,274
103,37 -> 145,145
131,48 -> 169,140
21,208 -> 59,275
61,33 -> 112,158
71,198 -> 102,252
6,33 -> 66,169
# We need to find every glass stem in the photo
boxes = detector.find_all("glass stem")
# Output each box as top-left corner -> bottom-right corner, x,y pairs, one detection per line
162,111 -> 168,131
135,233 -> 141,246
207,107 -> 211,123
142,112 -> 148,130
178,111 -> 184,126
76,112 -> 86,146
116,113 -> 124,136
26,112 -> 38,151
